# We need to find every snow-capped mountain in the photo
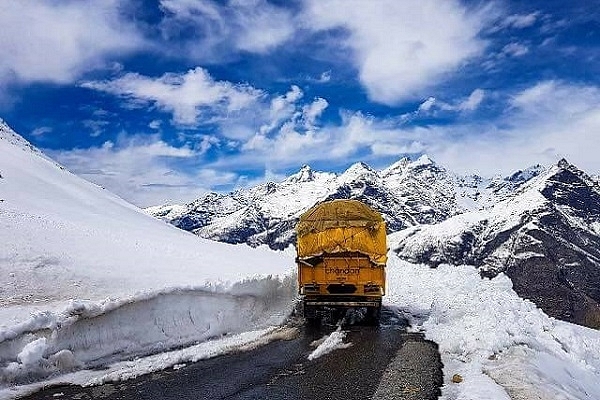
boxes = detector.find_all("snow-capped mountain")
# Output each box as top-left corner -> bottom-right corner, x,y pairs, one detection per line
148,155 -> 542,249
393,158 -> 600,328
147,153 -> 600,329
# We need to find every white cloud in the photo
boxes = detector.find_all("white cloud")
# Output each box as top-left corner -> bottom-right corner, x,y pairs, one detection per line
302,0 -> 490,104
197,135 -> 221,154
50,135 -> 233,207
82,120 -> 110,138
31,127 -> 52,137
148,120 -> 163,130
458,89 -> 486,111
270,85 -> 303,120
317,71 -> 331,83
0,0 -> 144,85
82,67 -> 263,127
425,81 -> 600,175
302,98 -> 329,127
228,111 -> 426,169
63,79 -> 600,200
418,97 -> 437,112
501,42 -> 530,57
415,89 -> 485,115
159,0 -> 294,59
502,12 -> 540,29
215,81 -> 600,180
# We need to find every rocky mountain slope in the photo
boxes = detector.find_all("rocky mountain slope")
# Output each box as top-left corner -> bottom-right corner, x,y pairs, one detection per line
392,159 -> 600,328
148,155 -> 600,329
147,155 -> 542,249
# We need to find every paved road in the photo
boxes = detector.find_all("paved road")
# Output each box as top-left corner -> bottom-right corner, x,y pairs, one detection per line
23,307 -> 443,400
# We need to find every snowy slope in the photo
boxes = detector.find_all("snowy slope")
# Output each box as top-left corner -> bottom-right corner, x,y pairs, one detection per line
394,159 -> 600,328
0,121 -> 295,389
385,256 -> 600,400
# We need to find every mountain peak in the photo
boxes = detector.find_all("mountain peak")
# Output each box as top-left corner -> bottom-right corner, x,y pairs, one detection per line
344,161 -> 376,174
286,164 -> 315,183
381,154 -> 440,179
338,162 -> 378,183
413,154 -> 434,167
557,158 -> 570,169
506,164 -> 545,183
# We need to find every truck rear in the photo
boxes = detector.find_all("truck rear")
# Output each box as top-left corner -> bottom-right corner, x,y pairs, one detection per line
296,199 -> 387,323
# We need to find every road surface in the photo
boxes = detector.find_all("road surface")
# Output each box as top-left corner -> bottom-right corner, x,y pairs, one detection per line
22,307 -> 443,400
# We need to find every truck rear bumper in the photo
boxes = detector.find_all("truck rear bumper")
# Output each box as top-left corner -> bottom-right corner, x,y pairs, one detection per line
304,300 -> 381,307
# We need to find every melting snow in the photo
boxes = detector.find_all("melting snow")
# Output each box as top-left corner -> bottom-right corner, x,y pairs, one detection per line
307,327 -> 352,361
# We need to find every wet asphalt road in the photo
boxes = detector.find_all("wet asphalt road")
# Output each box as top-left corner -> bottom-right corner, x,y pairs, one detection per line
22,307 -> 443,400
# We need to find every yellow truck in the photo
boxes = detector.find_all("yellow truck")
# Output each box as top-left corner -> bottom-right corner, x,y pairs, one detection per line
296,199 -> 387,323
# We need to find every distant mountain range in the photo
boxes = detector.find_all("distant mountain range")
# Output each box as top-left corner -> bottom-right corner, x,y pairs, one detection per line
147,155 -> 545,249
148,155 -> 600,329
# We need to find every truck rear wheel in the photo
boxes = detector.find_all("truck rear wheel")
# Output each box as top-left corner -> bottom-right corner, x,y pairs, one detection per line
366,305 -> 381,325
302,303 -> 320,325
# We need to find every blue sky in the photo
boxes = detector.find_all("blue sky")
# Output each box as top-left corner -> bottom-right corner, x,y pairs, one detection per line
1,0 -> 599,206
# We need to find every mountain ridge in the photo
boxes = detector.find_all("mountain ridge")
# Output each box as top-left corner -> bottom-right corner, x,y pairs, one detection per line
393,159 -> 600,328
147,155 -> 549,249
147,152 -> 600,328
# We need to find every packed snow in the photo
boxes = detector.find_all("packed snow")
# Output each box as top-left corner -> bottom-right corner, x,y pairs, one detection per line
385,252 -> 600,400
0,122 -> 296,396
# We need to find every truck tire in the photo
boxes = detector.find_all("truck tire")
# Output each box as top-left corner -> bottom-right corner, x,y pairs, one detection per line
303,303 -> 320,325
366,305 -> 381,325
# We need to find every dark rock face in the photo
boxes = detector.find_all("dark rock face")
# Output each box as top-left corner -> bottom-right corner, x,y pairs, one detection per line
394,161 -> 600,329
505,220 -> 600,328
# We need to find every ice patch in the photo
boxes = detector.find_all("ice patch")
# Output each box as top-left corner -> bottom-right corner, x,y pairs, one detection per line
308,327 -> 352,361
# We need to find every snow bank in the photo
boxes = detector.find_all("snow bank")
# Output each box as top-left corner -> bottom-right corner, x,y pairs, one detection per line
1,325 -> 299,400
385,256 -> 600,400
0,277 -> 296,387
0,123 -> 297,392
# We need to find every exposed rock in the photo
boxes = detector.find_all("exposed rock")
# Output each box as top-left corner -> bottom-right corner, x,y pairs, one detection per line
393,160 -> 600,328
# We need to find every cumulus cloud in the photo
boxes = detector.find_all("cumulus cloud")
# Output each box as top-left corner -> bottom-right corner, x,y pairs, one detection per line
213,80 -> 600,180
225,111 -> 425,170
159,0 -> 294,60
302,0 -> 490,104
82,67 -> 263,127
302,98 -> 329,127
241,86 -> 329,158
0,0 -> 144,85
50,135 -> 235,207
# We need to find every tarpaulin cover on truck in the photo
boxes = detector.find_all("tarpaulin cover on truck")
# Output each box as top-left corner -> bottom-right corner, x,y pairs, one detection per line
296,199 -> 387,265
